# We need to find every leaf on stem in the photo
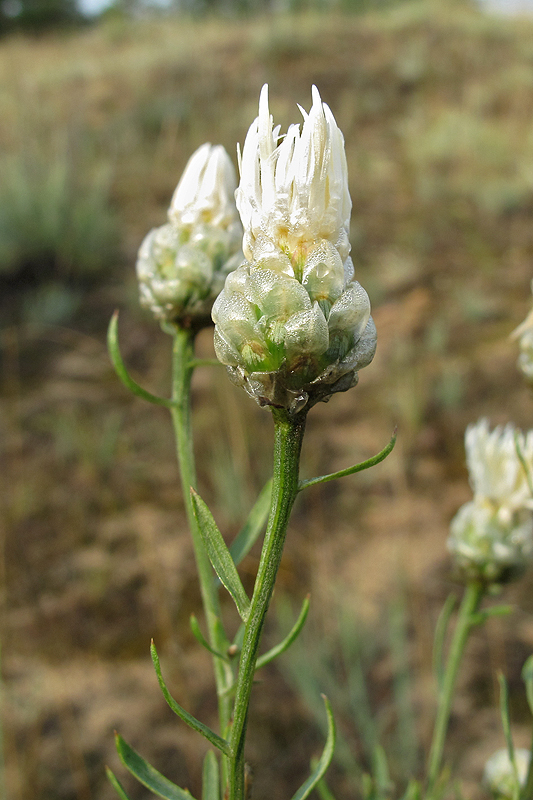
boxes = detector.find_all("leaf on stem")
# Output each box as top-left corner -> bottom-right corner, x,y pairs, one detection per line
298,430 -> 397,491
115,733 -> 197,800
229,479 -> 272,567
290,694 -> 336,800
498,672 -> 521,797
106,766 -> 134,800
202,751 -> 220,800
256,595 -> 310,669
470,605 -> 514,626
191,489 -> 251,622
433,594 -> 457,689
107,311 -> 174,408
151,641 -> 232,756
190,615 -> 229,662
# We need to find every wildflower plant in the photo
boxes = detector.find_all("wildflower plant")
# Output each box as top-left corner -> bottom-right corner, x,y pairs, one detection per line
108,86 -> 393,800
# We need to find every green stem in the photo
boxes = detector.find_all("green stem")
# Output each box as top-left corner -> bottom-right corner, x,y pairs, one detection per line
169,327 -> 233,755
426,581 -> 484,794
228,408 -> 307,800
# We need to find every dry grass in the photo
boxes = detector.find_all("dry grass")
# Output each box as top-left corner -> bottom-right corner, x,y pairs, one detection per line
3,2 -> 533,798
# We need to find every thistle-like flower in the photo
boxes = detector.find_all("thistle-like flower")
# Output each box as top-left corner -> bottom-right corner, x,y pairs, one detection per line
484,748 -> 531,800
212,85 -> 376,413
512,281 -> 533,382
137,143 -> 242,328
448,419 -> 533,583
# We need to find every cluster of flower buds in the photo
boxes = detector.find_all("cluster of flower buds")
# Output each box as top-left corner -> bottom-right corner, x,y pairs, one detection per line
212,85 -> 376,414
137,143 -> 243,328
512,281 -> 533,383
448,418 -> 533,584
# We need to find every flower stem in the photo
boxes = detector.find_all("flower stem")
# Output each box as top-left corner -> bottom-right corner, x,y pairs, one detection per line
426,581 -> 485,794
169,327 -> 233,751
227,407 -> 307,800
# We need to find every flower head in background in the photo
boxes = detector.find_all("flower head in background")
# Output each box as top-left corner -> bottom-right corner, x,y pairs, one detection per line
137,143 -> 242,328
448,419 -> 533,584
212,85 -> 376,413
483,748 -> 530,800
512,280 -> 533,382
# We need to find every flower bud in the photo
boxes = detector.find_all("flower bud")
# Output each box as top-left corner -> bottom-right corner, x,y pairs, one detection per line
212,85 -> 376,413
483,748 -> 530,800
136,143 -> 242,328
448,419 -> 533,584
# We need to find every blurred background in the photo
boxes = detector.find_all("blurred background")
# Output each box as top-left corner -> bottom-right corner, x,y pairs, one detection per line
3,0 -> 533,797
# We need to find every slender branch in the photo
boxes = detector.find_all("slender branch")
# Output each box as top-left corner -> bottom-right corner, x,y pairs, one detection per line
426,581 -> 485,794
169,327 -> 234,751
227,408 -> 307,800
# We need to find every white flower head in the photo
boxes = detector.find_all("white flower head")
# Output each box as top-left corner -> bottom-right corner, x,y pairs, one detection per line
464,418 -> 533,515
236,84 -> 352,264
169,143 -> 240,232
137,143 -> 242,326
212,85 -> 376,413
448,419 -> 533,583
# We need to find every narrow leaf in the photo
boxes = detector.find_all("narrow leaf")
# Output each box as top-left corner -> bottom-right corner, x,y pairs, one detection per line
401,779 -> 422,800
372,744 -> 393,799
151,642 -> 232,756
433,594 -> 457,689
316,776 -> 338,800
498,672 -> 521,800
291,695 -> 336,800
190,615 -> 229,662
107,312 -> 174,408
471,605 -> 514,626
298,430 -> 397,491
115,733 -> 196,800
106,766 -> 134,800
522,656 -> 533,716
229,479 -> 272,566
202,751 -> 220,800
256,595 -> 310,670
191,489 -> 250,622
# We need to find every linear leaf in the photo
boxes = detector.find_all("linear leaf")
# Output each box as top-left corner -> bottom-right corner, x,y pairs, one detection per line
229,479 -> 272,566
115,733 -> 196,800
190,615 -> 229,661
522,656 -> 533,716
202,751 -> 220,800
498,672 -> 521,800
151,642 -> 232,756
433,593 -> 457,689
256,595 -> 310,669
298,430 -> 396,491
291,695 -> 336,800
191,489 -> 250,622
106,766 -> 134,800
107,312 -> 174,408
